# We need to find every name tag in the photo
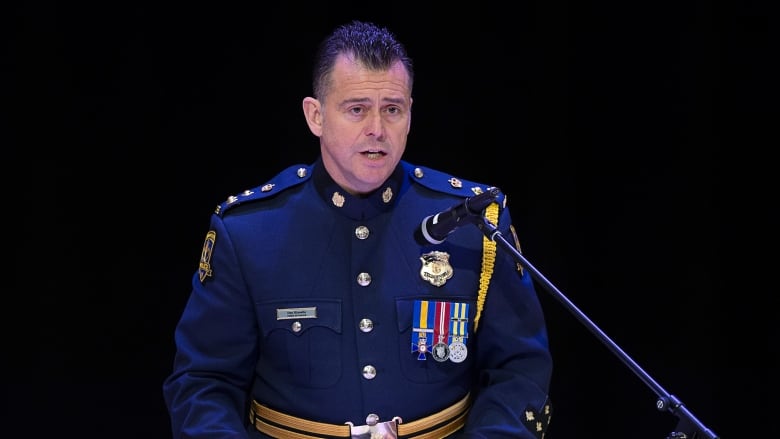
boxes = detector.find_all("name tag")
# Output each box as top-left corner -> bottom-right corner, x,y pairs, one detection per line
276,307 -> 317,320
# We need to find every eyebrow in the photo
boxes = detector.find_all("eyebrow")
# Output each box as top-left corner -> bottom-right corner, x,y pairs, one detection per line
340,96 -> 407,106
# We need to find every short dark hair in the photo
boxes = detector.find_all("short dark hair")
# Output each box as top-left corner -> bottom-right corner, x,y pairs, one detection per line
312,20 -> 414,100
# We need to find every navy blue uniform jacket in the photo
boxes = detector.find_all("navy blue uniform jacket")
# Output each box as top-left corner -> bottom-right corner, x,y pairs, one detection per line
163,158 -> 553,438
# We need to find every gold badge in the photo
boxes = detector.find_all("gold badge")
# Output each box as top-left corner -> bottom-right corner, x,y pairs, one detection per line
420,251 -> 453,287
198,230 -> 216,282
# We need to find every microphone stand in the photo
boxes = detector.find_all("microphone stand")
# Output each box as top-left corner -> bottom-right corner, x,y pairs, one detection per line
474,216 -> 720,439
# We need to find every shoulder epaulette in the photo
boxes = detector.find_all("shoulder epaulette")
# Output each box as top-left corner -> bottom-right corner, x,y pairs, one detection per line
214,164 -> 312,217
405,162 -> 506,208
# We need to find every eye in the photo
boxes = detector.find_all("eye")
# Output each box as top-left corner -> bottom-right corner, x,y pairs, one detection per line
349,106 -> 365,115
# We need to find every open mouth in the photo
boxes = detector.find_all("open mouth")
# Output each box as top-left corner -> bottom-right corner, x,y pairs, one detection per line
363,151 -> 386,159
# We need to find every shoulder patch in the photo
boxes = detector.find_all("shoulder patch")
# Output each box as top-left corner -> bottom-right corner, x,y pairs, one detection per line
404,162 -> 506,206
198,230 -> 216,283
214,164 -> 312,217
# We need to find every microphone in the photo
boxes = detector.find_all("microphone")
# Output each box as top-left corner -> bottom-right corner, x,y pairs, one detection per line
416,187 -> 500,245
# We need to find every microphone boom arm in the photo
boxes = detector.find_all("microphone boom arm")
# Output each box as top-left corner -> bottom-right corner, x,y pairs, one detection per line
474,216 -> 719,439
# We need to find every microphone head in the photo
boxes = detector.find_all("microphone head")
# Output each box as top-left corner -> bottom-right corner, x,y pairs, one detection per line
466,187 -> 500,214
415,188 -> 500,246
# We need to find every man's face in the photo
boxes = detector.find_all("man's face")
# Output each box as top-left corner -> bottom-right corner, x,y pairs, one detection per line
304,53 -> 412,195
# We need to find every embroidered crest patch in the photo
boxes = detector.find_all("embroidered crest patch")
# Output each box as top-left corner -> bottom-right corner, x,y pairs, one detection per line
198,230 -> 216,282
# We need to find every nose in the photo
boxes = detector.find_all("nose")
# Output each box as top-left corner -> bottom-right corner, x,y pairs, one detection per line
364,111 -> 385,140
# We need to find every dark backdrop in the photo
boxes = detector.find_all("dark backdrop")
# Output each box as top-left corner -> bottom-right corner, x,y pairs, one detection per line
9,2 -> 773,438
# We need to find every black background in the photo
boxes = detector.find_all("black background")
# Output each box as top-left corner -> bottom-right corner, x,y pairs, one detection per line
8,2 -> 774,438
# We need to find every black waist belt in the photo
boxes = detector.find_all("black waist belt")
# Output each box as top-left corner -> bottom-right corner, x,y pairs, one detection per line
249,392 -> 471,439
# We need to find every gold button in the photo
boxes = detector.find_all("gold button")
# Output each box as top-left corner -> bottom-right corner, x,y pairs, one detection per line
359,318 -> 374,333
357,272 -> 372,286
362,365 -> 377,379
355,226 -> 369,240
366,414 -> 380,426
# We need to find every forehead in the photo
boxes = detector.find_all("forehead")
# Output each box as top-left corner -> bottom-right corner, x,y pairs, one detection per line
328,54 -> 411,99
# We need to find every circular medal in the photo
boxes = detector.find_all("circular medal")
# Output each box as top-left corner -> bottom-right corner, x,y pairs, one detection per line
431,342 -> 450,362
448,341 -> 468,363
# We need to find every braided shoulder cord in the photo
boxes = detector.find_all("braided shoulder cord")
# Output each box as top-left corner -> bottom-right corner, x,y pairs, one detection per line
473,202 -> 499,332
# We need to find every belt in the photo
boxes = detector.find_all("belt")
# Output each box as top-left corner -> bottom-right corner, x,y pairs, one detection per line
250,392 -> 471,439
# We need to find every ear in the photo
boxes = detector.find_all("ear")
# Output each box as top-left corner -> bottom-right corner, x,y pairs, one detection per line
406,96 -> 413,134
302,97 -> 323,137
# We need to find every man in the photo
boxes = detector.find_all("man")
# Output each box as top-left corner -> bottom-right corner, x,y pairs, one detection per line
163,20 -> 553,438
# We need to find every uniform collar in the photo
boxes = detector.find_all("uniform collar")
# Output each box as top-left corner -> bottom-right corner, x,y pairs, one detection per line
312,157 -> 404,221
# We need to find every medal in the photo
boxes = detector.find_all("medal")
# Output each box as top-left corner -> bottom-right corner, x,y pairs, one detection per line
412,300 -> 469,362
432,342 -> 450,362
432,301 -> 451,362
448,338 -> 468,363
449,302 -> 469,363
412,300 -> 433,360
